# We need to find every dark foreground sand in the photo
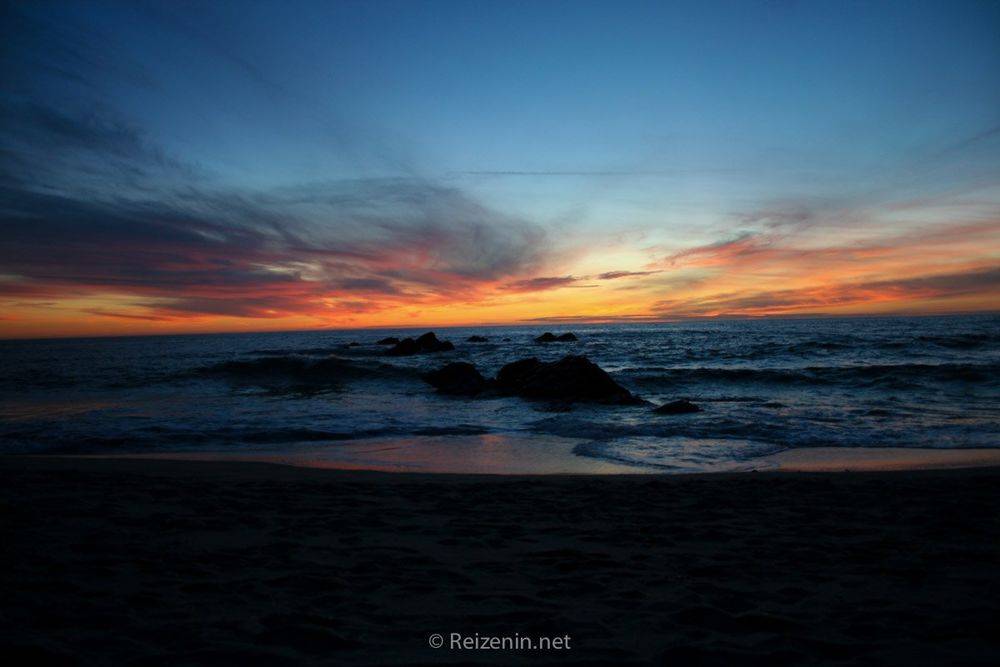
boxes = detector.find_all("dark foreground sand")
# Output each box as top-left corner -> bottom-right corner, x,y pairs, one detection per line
1,457 -> 998,666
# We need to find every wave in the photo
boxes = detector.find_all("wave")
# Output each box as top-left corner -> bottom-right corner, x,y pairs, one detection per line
247,344 -> 390,358
624,362 -> 1000,389
195,355 -> 415,394
573,436 -> 785,471
915,332 -> 998,350
531,408 -> 1000,451
673,339 -> 856,362
247,347 -> 347,356
661,332 -> 999,361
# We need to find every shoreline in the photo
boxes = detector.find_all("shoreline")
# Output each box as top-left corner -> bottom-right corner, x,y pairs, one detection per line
9,448 -> 1000,483
36,435 -> 1000,476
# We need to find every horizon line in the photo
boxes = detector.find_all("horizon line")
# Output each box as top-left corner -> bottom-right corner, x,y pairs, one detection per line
2,310 -> 997,343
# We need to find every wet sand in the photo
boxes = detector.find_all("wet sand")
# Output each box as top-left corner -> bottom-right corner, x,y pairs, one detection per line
760,446 -> 1000,472
71,434 -> 656,475
1,456 -> 999,665
63,435 -> 1000,475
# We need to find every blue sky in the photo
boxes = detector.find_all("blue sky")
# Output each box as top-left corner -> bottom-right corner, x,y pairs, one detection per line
32,1 -> 1000,189
1,0 -> 998,336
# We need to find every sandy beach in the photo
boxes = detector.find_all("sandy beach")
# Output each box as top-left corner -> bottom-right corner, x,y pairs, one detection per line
2,455 -> 999,665
62,435 -> 1000,475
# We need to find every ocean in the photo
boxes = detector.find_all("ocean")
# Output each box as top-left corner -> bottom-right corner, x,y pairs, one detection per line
1,315 -> 997,471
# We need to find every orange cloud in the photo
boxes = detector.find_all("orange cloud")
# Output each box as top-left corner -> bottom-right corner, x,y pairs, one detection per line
2,185 -> 998,337
651,266 -> 1000,318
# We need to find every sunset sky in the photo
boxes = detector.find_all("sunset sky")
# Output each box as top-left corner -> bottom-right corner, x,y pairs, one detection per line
1,0 -> 998,338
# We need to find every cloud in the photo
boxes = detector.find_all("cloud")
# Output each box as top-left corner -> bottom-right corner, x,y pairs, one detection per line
0,99 -> 196,194
1,3 -> 153,93
500,269 -> 660,291
2,101 -> 160,162
640,215 -> 1000,318
651,219 -> 1000,272
453,170 -> 703,177
596,270 -> 659,280
523,313 -> 663,323
653,231 -> 771,268
502,276 -> 579,292
0,12 -> 555,323
0,5 -> 560,326
652,266 -> 1000,317
3,2 -> 998,334
929,123 -> 1000,161
0,175 -> 553,319
84,308 -> 178,322
134,2 -> 418,175
0,90 -> 551,320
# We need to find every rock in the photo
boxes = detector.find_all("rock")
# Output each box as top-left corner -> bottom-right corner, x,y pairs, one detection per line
386,332 -> 454,356
422,362 -> 488,396
346,341 -> 361,347
415,332 -> 439,348
466,335 -> 488,343
376,337 -> 400,345
535,332 -> 578,343
496,357 -> 543,388
653,399 -> 701,414
495,355 -> 640,405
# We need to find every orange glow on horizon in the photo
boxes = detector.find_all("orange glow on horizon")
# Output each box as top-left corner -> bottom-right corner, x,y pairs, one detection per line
2,219 -> 997,339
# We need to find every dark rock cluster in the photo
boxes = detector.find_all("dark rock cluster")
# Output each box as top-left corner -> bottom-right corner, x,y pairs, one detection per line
422,363 -> 488,396
386,332 -> 455,356
495,355 -> 640,405
385,331 -> 700,414
422,354 -> 641,405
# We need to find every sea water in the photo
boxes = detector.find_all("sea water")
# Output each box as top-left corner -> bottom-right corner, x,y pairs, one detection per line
1,315 -> 997,471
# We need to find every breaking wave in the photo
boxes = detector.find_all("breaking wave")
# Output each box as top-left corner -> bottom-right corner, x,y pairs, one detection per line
625,362 -> 999,389
195,355 -> 415,394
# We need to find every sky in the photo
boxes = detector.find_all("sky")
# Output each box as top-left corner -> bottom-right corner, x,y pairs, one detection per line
1,0 -> 998,338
